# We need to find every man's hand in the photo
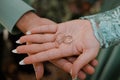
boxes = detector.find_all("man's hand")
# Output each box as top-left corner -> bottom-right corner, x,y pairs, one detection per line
16,12 -> 56,33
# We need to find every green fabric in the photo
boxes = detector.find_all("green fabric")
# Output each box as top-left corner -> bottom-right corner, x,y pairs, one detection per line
86,45 -> 120,80
81,0 -> 120,80
82,6 -> 120,48
0,0 -> 34,34
101,0 -> 120,12
94,0 -> 120,80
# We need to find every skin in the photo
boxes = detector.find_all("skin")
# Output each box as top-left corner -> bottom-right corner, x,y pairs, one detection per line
16,17 -> 100,79
17,11 -> 55,79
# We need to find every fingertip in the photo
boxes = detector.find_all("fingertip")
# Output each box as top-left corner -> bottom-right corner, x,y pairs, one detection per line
26,31 -> 31,35
16,40 -> 21,44
78,71 -> 86,80
19,60 -> 25,65
19,56 -> 32,65
19,36 -> 28,44
12,49 -> 18,53
35,66 -> 43,80
88,67 -> 95,75
91,59 -> 98,67
12,47 -> 24,54
70,69 -> 72,76
72,75 -> 78,80
15,46 -> 23,54
71,65 -> 79,79
67,57 -> 76,63
83,65 -> 95,75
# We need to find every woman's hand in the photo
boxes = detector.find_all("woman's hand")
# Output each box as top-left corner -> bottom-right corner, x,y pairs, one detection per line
15,19 -> 100,79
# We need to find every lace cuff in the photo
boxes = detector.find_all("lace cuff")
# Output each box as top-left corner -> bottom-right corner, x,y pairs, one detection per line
81,6 -> 120,48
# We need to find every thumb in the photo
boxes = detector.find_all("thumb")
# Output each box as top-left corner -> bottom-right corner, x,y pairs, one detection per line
71,49 -> 98,79
33,63 -> 44,80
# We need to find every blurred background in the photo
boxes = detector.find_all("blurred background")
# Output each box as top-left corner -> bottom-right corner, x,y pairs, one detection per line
0,0 -> 102,80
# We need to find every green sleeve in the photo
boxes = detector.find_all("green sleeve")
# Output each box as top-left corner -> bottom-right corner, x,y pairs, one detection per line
0,0 -> 34,34
81,6 -> 120,48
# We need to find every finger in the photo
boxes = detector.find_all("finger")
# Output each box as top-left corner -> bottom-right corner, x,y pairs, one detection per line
83,64 -> 95,75
18,34 -> 56,44
29,25 -> 57,34
67,57 -> 77,63
72,49 -> 98,78
90,59 -> 98,67
26,43 -> 44,80
50,58 -> 72,73
78,71 -> 86,80
33,63 -> 44,80
67,57 -> 98,67
16,42 -> 58,54
67,57 -> 95,75
50,58 -> 92,80
20,45 -> 76,65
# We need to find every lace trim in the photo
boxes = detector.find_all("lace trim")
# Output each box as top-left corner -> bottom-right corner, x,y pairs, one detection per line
81,6 -> 120,48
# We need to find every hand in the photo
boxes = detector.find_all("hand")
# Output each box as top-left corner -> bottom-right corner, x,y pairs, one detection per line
16,12 -> 56,79
51,57 -> 98,80
16,19 -> 100,79
16,12 -> 98,80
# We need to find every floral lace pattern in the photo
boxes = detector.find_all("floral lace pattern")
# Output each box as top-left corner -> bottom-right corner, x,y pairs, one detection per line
81,6 -> 120,48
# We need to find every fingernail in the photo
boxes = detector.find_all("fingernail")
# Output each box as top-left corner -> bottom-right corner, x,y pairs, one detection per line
26,31 -> 31,35
16,40 -> 21,44
70,70 -> 78,80
12,49 -> 17,53
72,75 -> 78,80
19,60 -> 25,65
70,69 -> 72,76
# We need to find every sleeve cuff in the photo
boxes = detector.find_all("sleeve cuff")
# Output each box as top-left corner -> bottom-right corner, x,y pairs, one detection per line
0,0 -> 35,34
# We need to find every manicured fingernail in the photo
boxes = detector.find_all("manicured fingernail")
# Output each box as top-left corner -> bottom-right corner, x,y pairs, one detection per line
16,40 -> 21,44
72,75 -> 78,80
26,31 -> 31,35
12,49 -> 17,53
19,60 -> 25,65
70,69 -> 72,75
